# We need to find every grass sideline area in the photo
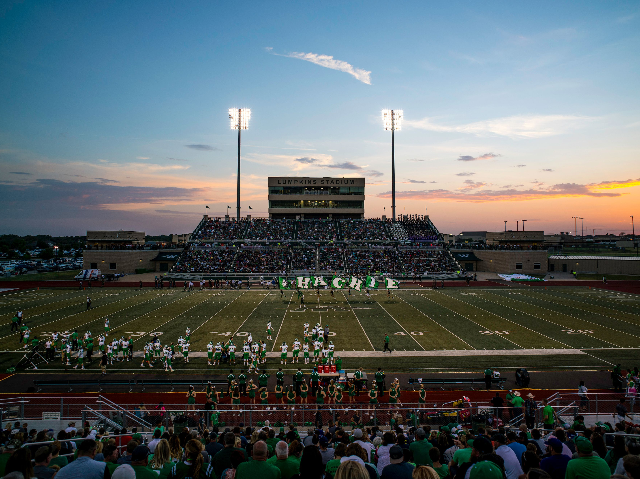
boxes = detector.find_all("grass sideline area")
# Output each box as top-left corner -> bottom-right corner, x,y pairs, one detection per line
0,286 -> 638,375
0,270 -> 81,282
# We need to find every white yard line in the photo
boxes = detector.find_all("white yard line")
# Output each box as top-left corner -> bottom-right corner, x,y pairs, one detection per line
374,300 -> 425,350
341,292 -> 375,350
271,292 -> 294,351
395,292 -> 475,350
419,292 -> 525,349
232,292 -> 270,336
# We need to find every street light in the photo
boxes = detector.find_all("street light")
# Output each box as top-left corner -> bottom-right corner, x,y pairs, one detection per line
522,220 -> 527,231
579,217 -> 584,237
504,220 -> 507,232
229,108 -> 251,221
382,109 -> 403,222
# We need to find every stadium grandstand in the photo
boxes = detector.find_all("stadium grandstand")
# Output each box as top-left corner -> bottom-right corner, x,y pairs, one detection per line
169,216 -> 462,278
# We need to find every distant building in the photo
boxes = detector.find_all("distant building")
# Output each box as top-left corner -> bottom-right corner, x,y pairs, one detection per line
268,177 -> 365,219
86,230 -> 145,250
486,231 -> 544,248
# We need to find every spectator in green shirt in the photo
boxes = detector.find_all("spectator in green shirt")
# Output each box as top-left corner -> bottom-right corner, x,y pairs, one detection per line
236,441 -> 281,479
511,391 -> 525,424
267,441 -> 300,479
565,437 -> 610,479
383,334 -> 392,353
409,428 -> 433,466
429,447 -> 449,479
541,398 -> 557,430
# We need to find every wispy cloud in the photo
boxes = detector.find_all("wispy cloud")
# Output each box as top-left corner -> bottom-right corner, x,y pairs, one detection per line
404,179 -> 426,184
456,172 -> 475,177
457,153 -> 501,162
405,114 -> 596,139
292,156 -> 382,177
186,144 -> 217,151
407,158 -> 425,162
542,168 -> 554,172
270,49 -> 372,84
294,157 -> 321,164
460,180 -> 487,190
94,178 -> 119,184
136,156 -> 150,160
10,171 -> 32,175
168,158 -> 189,162
378,178 -> 640,203
517,164 -> 527,168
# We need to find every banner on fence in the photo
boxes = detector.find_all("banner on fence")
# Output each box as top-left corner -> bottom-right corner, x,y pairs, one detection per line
279,276 -> 399,290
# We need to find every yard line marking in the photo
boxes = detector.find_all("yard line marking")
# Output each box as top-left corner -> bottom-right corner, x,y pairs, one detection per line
341,292 -> 375,350
519,289 -> 640,329
482,291 -> 626,347
137,291 -> 218,344
231,293 -> 270,336
271,291 -> 294,351
419,292 -> 524,349
374,300 -> 425,350
0,289 -> 149,343
441,290 -> 576,349
395,292 -> 475,350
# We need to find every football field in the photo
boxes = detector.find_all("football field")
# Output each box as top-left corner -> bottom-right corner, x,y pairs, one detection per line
1,285 -> 639,372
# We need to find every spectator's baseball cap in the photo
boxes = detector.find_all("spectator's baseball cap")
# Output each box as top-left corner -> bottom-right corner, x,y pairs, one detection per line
353,428 -> 363,439
469,461 -> 503,479
472,437 -> 493,455
575,436 -> 593,454
389,445 -> 404,460
319,436 -> 328,447
415,428 -> 426,439
545,438 -> 563,452
131,445 -> 150,462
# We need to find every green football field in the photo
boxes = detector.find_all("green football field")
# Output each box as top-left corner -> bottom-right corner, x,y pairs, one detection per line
0,286 -> 639,373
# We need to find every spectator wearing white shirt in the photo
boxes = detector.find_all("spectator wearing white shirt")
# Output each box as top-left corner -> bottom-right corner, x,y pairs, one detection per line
494,434 -> 524,479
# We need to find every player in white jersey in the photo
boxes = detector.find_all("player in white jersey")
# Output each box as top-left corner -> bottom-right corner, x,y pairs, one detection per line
251,341 -> 259,355
328,341 -> 335,364
207,341 -> 214,366
261,341 -> 267,363
313,340 -> 322,362
242,343 -> 251,366
266,322 -> 272,340
303,343 -> 310,364
163,346 -> 174,372
322,342 -> 329,361
280,341 -> 289,365
122,338 -> 130,361
303,322 -> 309,335
247,333 -> 253,345
292,339 -> 301,364
214,342 -> 223,365
248,352 -> 258,373
181,342 -> 190,363
227,342 -> 236,365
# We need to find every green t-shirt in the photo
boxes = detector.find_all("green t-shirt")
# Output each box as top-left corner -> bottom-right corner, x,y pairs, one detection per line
325,458 -> 341,477
565,455 -> 611,479
384,335 -> 390,343
49,456 -> 68,469
0,453 -> 11,477
236,460 -> 282,479
432,463 -> 449,479
270,457 -> 300,479
132,464 -> 159,479
511,396 -> 524,408
168,461 -> 216,479
452,447 -> 472,466
542,405 -> 555,424
106,462 -> 120,476
259,374 -> 269,387
375,371 -> 384,383
409,439 -> 433,466
11,316 -> 18,323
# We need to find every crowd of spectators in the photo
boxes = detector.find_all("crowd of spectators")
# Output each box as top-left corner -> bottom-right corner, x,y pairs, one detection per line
340,220 -> 390,242
234,249 -> 290,274
2,416 -> 640,479
245,220 -> 296,242
295,220 -> 339,242
173,249 -> 238,274
290,248 -> 317,272
318,247 -> 346,272
192,219 -> 248,241
398,250 -> 460,275
344,249 -> 400,275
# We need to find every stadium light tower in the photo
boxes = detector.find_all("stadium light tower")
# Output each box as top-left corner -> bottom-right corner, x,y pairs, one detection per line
382,109 -> 403,222
579,217 -> 584,237
229,108 -> 251,221
572,216 -> 579,236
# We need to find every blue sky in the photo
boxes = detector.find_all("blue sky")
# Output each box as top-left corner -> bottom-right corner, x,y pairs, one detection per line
1,1 -> 639,235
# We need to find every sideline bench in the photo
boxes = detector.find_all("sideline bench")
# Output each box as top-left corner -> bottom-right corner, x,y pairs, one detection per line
407,377 -> 507,390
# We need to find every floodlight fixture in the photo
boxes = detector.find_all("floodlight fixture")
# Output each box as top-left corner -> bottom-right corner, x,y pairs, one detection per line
382,109 -> 403,131
228,108 -> 251,220
382,109 -> 403,222
229,108 -> 251,130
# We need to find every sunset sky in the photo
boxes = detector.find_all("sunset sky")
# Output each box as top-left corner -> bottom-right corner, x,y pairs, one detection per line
1,1 -> 639,236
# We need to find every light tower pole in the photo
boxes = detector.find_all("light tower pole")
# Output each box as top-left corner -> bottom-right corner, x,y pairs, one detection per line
572,216 -> 579,236
632,215 -> 636,256
522,219 -> 527,231
579,217 -> 584,237
382,109 -> 403,222
229,108 -> 251,221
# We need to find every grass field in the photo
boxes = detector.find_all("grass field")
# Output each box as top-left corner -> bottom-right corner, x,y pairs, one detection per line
0,285 -> 639,373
